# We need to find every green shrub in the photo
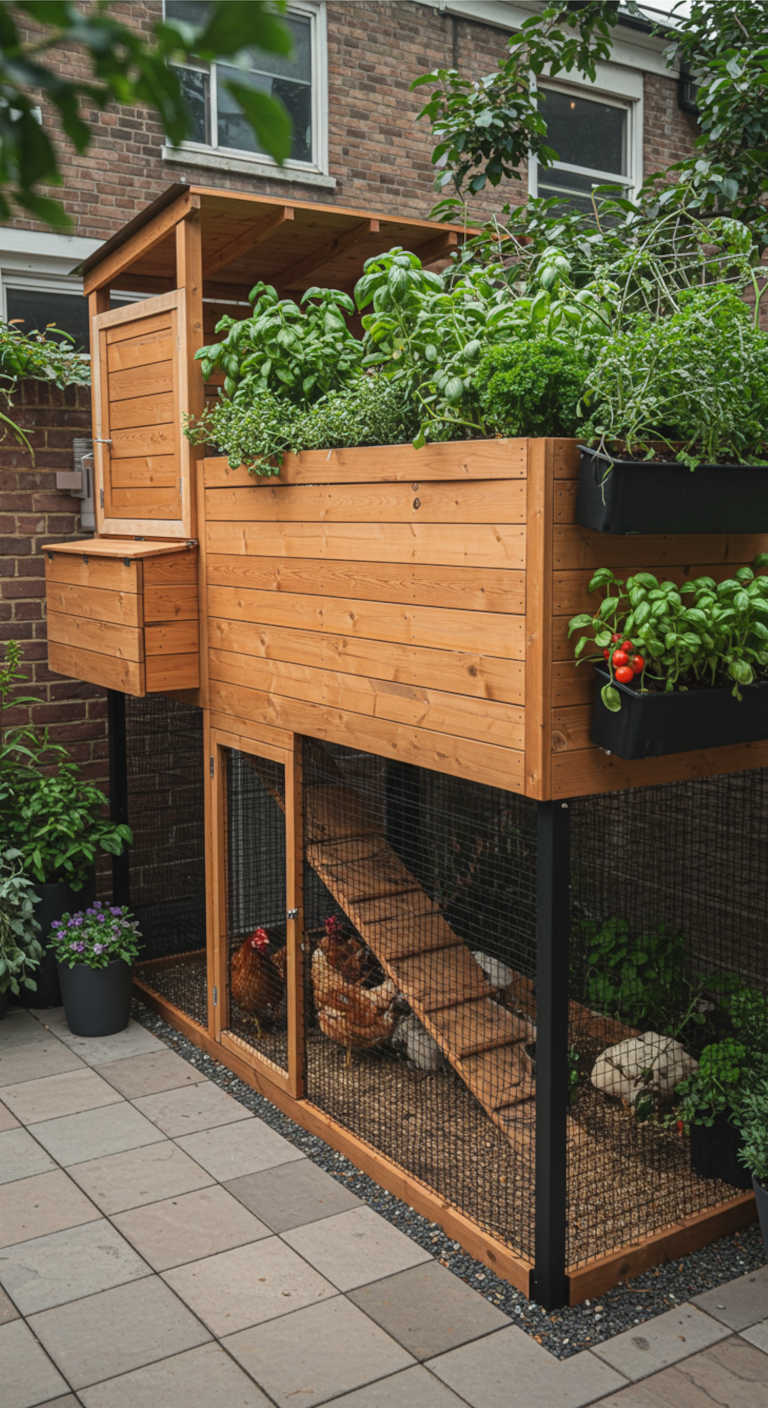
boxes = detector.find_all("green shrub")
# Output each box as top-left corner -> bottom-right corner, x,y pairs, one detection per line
676,1038 -> 752,1128
477,339 -> 586,437
0,847 -> 42,996
738,1078 -> 768,1184
580,915 -> 696,1035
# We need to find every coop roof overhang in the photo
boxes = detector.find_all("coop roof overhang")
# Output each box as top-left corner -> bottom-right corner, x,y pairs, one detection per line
76,182 -> 469,300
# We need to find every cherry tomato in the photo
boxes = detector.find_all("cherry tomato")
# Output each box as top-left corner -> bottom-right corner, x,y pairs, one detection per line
621,640 -> 634,652
611,632 -> 621,643
602,647 -> 610,659
615,665 -> 634,684
630,654 -> 645,673
612,649 -> 629,667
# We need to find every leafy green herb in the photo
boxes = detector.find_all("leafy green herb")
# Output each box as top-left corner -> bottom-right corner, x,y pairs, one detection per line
0,846 -> 42,997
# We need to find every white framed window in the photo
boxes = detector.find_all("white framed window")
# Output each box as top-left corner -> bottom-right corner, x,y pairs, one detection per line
0,230 -> 142,349
163,0 -> 331,185
529,69 -> 642,212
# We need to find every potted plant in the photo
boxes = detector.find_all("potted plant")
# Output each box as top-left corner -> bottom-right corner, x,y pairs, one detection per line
676,1038 -> 753,1189
48,901 -> 143,1037
568,560 -> 768,759
0,644 -> 132,1006
577,283 -> 768,534
0,847 -> 43,1016
737,1079 -> 768,1253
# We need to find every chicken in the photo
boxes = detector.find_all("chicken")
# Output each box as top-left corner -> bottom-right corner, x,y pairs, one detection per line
230,927 -> 284,1037
318,914 -> 373,986
312,943 -> 397,1066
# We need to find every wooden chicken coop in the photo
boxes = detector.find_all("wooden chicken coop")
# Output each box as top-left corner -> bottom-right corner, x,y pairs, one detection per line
42,184 -> 768,1308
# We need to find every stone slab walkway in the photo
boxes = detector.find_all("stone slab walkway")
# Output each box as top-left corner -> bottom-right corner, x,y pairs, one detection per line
0,1007 -> 766,1407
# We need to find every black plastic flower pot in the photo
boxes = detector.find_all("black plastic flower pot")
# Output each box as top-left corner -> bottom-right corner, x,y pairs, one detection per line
690,1114 -> 752,1190
57,958 -> 133,1038
576,445 -> 768,535
753,1177 -> 768,1255
24,877 -> 95,1009
590,668 -> 768,761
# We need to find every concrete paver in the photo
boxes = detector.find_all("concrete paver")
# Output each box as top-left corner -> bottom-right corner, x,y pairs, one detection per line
1,1008 -> 766,1408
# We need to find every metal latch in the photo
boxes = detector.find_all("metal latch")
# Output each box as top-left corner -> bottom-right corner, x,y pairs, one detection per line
287,908 -> 299,920
209,756 -> 215,777
212,986 -> 218,1007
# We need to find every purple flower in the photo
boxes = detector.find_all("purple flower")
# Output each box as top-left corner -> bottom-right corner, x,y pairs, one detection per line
97,914 -> 105,922
93,943 -> 104,954
110,907 -> 122,916
74,941 -> 85,953
69,940 -> 79,951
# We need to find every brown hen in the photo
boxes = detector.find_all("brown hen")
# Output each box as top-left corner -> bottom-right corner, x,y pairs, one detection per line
230,927 -> 284,1036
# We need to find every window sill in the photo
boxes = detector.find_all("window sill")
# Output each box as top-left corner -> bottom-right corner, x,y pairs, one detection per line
162,144 -> 336,190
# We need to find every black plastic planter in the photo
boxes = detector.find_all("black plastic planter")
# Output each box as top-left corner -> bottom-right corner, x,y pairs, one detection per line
690,1115 -> 751,1190
590,668 -> 768,760
576,445 -> 768,535
57,959 -> 133,1037
25,878 -> 95,1009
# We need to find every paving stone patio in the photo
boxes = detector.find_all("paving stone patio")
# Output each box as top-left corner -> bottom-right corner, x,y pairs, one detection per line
0,1008 -> 766,1408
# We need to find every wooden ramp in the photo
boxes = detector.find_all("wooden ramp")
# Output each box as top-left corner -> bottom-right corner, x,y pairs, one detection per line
301,779 -> 537,1137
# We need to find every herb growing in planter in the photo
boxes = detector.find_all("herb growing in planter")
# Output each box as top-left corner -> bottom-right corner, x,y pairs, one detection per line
568,558 -> 768,758
0,847 -> 43,1009
48,901 -> 143,1037
676,1038 -> 754,1188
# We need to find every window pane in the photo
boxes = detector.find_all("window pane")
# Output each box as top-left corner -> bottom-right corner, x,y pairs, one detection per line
6,288 -> 90,349
173,63 -> 209,144
165,2 -> 212,30
216,65 -> 312,161
538,166 -> 627,215
245,14 -> 311,82
539,88 -> 626,176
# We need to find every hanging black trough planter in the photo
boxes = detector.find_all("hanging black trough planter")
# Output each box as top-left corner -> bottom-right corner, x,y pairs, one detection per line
576,445 -> 768,535
590,668 -> 768,761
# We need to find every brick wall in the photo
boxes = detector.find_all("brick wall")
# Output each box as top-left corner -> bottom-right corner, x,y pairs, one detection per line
0,379 -> 108,785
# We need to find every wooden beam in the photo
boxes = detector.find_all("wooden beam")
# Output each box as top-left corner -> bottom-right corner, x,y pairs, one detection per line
84,190 -> 198,295
415,230 -> 459,266
281,218 -> 380,289
205,206 -> 295,278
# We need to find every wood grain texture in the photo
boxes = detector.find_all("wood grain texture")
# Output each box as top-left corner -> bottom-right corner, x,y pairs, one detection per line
144,653 -> 200,691
108,390 -> 174,431
524,439 -> 553,799
203,438 -> 527,486
106,329 -> 173,374
204,478 -> 526,525
206,520 -> 526,569
48,639 -> 144,695
551,739 -> 768,798
47,608 -> 144,662
46,579 -> 141,628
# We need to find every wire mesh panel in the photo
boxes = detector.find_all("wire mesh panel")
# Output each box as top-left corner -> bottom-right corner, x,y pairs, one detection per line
225,750 -> 288,1074
566,769 -> 768,1272
302,738 -> 539,1264
126,695 -> 207,1028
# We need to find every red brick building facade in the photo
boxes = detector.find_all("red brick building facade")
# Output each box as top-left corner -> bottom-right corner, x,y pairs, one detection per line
0,0 -> 696,765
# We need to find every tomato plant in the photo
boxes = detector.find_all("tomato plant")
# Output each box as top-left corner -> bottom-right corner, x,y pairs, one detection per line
568,555 -> 768,712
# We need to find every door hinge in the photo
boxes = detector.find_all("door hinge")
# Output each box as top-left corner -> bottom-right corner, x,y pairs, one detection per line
212,985 -> 218,1007
209,756 -> 214,777
287,907 -> 299,921
99,488 -> 104,508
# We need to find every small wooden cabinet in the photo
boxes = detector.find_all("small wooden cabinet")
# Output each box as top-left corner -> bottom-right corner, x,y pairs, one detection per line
44,538 -> 199,696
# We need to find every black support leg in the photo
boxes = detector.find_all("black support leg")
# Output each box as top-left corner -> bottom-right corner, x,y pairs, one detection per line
532,799 -> 571,1309
107,689 -> 130,907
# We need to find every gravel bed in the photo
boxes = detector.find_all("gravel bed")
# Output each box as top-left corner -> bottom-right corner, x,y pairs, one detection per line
134,998 -> 766,1360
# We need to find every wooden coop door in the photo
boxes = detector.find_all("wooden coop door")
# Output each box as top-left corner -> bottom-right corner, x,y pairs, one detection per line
92,291 -> 191,539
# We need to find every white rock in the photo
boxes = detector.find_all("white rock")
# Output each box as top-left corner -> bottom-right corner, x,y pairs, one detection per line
473,950 -> 515,989
591,1032 -> 697,1105
393,1013 -> 444,1071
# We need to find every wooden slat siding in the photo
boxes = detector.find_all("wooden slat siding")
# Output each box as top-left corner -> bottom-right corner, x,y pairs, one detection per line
552,564 -> 744,616
48,640 -> 144,695
44,554 -> 137,593
110,454 -> 178,488
207,555 -> 525,614
551,739 -> 768,799
143,553 -> 199,586
145,654 -> 200,692
110,423 -> 176,459
42,539 -> 192,559
209,618 -> 524,705
209,650 -> 525,748
554,525 -> 768,571
206,521 -> 526,570
552,662 -> 592,708
109,390 -> 175,432
104,310 -> 173,345
207,584 -> 524,659
209,711 -> 294,751
209,678 -> 524,792
202,439 -> 527,486
144,584 -> 199,622
204,479 -> 526,525
551,705 -> 591,753
145,620 -> 199,655
106,329 -> 173,374
108,487 -> 183,518
109,362 -> 173,401
523,439 -> 554,799
46,580 -> 141,628
47,609 -> 144,662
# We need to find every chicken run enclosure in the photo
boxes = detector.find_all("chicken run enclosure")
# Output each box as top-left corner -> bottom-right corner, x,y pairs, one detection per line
41,185 -> 768,1307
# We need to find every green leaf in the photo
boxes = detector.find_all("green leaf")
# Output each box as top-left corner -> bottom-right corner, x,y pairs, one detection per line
222,81 -> 292,164
600,683 -> 622,713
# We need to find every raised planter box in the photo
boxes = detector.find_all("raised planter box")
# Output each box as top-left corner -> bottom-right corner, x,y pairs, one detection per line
590,668 -> 768,760
576,445 -> 768,535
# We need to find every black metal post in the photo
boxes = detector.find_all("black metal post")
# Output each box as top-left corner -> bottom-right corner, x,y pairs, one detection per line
532,799 -> 571,1308
107,689 -> 130,907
